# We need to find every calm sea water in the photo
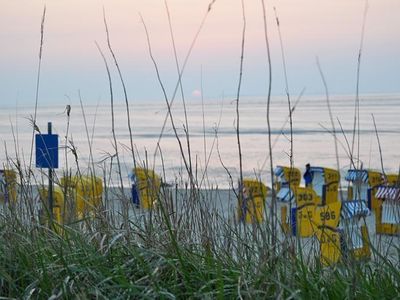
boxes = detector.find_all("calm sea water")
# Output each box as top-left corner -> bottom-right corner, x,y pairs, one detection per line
1,94 -> 399,188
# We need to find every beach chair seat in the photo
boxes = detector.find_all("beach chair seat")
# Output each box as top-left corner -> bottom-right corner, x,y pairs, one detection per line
276,187 -> 294,202
340,200 -> 370,220
381,202 -> 400,224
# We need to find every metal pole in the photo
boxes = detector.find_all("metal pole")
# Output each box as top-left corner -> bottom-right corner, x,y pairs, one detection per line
48,122 -> 53,224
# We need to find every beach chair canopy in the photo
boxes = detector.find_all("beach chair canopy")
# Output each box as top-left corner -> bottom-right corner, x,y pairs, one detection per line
386,174 -> 400,185
310,167 -> 336,196
309,167 -> 325,175
375,186 -> 400,201
130,168 -> 161,186
310,167 -> 340,183
274,166 -> 285,178
345,169 -> 383,187
242,179 -> 268,198
345,170 -> 369,183
274,166 -> 301,185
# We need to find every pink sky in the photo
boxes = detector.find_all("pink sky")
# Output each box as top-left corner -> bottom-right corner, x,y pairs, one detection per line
1,0 -> 399,105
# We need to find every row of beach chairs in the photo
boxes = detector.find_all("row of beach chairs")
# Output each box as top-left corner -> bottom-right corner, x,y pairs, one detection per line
1,165 -> 399,265
237,165 -> 400,265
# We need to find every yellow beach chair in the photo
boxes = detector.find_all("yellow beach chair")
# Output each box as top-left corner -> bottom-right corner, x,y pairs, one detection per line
0,169 -> 17,203
345,169 -> 383,210
237,179 -> 268,224
314,201 -> 342,266
61,175 -> 103,218
374,185 -> 400,235
274,166 -> 301,234
38,186 -> 65,226
131,167 -> 161,209
308,167 -> 340,205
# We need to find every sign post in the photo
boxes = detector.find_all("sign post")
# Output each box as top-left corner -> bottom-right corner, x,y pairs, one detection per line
36,122 -> 59,224
47,122 -> 54,222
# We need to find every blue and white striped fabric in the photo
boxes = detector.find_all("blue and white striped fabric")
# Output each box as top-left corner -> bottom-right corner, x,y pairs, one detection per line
382,202 -> 400,224
0,171 -> 6,199
274,166 -> 285,179
276,187 -> 295,202
341,200 -> 370,219
375,186 -> 400,201
345,170 -> 369,183
274,166 -> 291,185
309,167 -> 324,175
345,224 -> 364,250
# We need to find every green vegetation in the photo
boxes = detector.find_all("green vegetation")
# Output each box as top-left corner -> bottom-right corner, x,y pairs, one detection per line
0,189 -> 399,299
1,2 -> 399,299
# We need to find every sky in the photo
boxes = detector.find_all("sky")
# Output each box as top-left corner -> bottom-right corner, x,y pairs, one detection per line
0,0 -> 399,107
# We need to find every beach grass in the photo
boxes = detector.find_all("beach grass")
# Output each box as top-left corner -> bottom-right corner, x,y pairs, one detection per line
0,206 -> 399,298
1,1 -> 399,298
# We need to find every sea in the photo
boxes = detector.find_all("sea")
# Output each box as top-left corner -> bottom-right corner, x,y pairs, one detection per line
1,94 -> 399,189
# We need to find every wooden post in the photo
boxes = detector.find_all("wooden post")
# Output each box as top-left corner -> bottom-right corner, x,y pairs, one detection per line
48,122 -> 53,223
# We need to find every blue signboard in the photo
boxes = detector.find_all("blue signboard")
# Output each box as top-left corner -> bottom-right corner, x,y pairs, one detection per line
36,134 -> 59,169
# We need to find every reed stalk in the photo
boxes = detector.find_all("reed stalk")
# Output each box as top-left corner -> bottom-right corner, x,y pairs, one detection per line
351,1 -> 369,169
102,9 -> 137,173
235,0 -> 246,214
261,0 -> 276,248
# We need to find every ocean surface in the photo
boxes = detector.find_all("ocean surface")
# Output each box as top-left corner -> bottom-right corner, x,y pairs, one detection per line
1,94 -> 399,188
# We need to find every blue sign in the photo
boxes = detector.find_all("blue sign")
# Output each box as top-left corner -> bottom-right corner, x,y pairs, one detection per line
36,134 -> 59,169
